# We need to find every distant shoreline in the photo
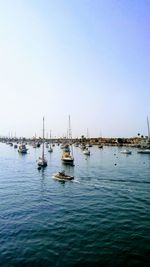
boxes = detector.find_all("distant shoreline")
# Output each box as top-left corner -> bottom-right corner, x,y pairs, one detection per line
1,136 -> 149,147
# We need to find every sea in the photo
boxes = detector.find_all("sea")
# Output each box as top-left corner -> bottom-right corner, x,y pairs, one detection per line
0,142 -> 150,267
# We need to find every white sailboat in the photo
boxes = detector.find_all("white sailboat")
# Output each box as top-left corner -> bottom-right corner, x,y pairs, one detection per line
62,115 -> 74,165
83,147 -> 90,155
138,116 -> 150,153
18,144 -> 28,153
37,117 -> 47,168
48,130 -> 53,153
121,149 -> 132,154
147,116 -> 150,145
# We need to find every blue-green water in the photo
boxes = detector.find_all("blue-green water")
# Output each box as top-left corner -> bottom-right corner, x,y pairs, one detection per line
0,143 -> 150,267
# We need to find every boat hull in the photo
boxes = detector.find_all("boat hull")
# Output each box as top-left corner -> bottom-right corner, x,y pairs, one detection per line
38,158 -> 47,167
137,150 -> 150,154
61,158 -> 74,165
54,174 -> 74,181
83,151 -> 90,155
18,150 -> 27,154
121,151 -> 132,155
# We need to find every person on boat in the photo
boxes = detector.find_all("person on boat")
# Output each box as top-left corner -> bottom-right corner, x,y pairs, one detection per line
59,171 -> 66,177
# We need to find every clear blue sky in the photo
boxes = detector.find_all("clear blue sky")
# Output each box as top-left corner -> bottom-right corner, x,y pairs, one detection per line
0,0 -> 149,138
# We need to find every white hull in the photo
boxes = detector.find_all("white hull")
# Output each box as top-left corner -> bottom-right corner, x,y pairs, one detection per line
62,157 -> 74,165
83,150 -> 90,155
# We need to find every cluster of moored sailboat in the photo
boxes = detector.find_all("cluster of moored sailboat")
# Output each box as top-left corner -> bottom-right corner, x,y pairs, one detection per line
4,116 -> 150,180
5,139 -> 150,182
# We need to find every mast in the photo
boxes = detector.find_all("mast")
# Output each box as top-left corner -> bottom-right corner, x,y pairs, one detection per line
68,115 -> 72,140
42,117 -> 45,161
50,130 -> 51,148
69,115 -> 73,157
147,116 -> 150,141
87,128 -> 89,139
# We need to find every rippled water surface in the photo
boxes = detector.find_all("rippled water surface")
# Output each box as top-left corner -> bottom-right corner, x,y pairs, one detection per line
0,143 -> 150,266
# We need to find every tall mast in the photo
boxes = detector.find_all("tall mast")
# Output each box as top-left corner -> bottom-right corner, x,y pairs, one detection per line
42,117 -> 45,161
50,130 -> 51,148
147,116 -> 150,141
68,115 -> 72,140
87,128 -> 89,139
68,115 -> 73,157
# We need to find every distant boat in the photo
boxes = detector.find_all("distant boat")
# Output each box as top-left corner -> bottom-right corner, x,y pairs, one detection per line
139,116 -> 150,149
121,149 -> 132,155
37,117 -> 47,168
32,142 -> 37,148
53,170 -> 74,181
37,142 -> 41,148
137,149 -> 150,154
18,144 -> 28,154
48,146 -> 53,153
14,144 -> 18,149
80,144 -> 86,150
88,144 -> 92,147
146,116 -> 150,147
48,130 -> 53,153
74,143 -> 79,147
83,147 -> 90,155
98,144 -> 103,149
8,142 -> 13,146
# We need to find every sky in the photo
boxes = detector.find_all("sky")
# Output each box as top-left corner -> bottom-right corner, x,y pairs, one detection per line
0,0 -> 150,138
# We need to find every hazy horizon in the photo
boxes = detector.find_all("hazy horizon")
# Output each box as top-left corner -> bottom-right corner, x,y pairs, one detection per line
0,1 -> 149,138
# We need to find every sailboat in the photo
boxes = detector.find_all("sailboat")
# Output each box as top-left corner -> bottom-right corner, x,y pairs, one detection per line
61,115 -> 74,165
83,147 -> 90,155
48,130 -> 53,153
37,117 -> 47,168
18,143 -> 28,153
147,116 -> 150,146
137,116 -> 150,154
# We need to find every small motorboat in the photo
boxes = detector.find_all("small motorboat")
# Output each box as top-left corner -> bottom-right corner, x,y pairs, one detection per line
121,149 -> 132,155
54,171 -> 74,181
